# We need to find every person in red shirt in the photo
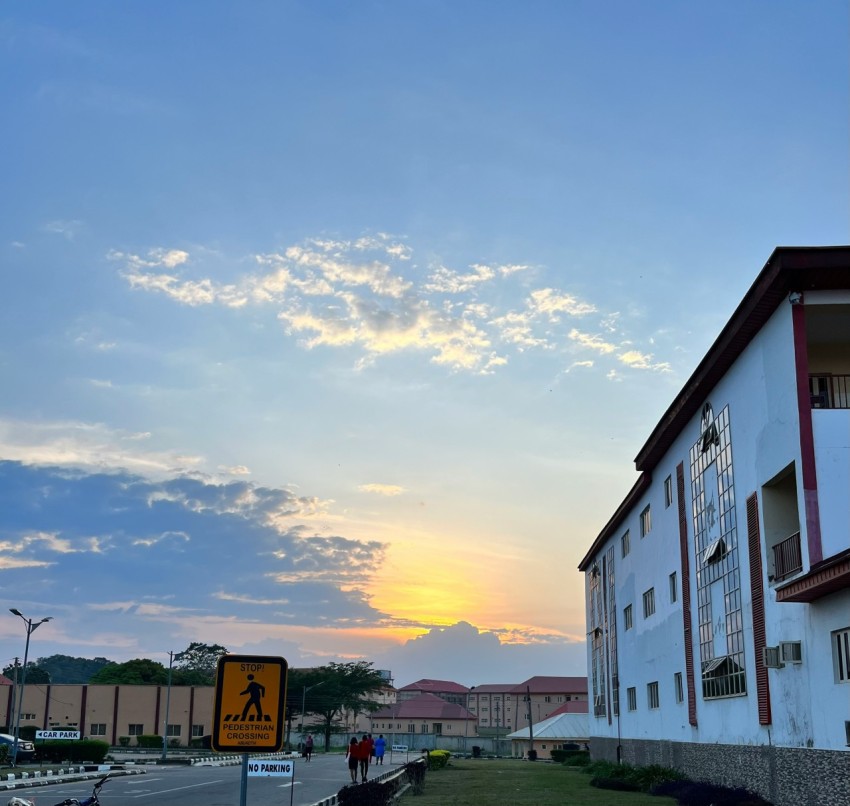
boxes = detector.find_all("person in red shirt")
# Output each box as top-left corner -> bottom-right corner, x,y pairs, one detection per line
345,737 -> 360,784
359,734 -> 374,782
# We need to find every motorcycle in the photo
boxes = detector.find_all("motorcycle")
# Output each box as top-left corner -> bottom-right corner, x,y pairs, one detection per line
8,773 -> 111,806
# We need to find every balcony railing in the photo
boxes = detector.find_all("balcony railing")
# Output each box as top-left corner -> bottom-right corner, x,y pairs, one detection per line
772,532 -> 803,582
810,374 -> 850,409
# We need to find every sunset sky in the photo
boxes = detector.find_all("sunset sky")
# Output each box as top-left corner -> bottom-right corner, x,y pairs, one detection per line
1,2 -> 847,687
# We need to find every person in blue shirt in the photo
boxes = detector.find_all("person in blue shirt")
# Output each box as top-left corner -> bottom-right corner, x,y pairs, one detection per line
374,734 -> 386,765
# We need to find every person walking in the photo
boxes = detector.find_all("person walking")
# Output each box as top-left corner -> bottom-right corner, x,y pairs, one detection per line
374,734 -> 386,765
345,737 -> 360,784
359,734 -> 373,782
304,734 -> 314,761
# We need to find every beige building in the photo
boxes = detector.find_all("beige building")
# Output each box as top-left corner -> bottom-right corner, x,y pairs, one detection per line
2,682 -> 214,746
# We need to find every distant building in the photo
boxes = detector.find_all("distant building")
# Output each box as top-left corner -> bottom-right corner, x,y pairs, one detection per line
467,677 -> 588,736
579,246 -> 850,806
507,704 -> 589,760
368,692 -> 476,738
396,679 -> 469,707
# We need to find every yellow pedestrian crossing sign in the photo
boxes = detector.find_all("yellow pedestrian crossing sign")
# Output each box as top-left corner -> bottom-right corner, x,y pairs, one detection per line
212,655 -> 288,752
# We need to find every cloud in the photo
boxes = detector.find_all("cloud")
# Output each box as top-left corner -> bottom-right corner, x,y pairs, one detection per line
358,484 -> 406,496
618,350 -> 671,372
44,220 -> 83,240
375,621 -> 587,687
112,235 -> 671,377
567,328 -> 617,354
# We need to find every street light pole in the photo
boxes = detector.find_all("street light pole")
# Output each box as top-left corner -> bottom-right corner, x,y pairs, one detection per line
9,609 -> 52,767
161,651 -> 174,761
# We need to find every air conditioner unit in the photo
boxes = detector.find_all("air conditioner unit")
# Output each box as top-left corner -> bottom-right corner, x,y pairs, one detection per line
780,641 -> 803,664
762,646 -> 783,669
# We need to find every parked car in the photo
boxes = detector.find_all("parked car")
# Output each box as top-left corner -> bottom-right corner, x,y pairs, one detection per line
0,734 -> 36,762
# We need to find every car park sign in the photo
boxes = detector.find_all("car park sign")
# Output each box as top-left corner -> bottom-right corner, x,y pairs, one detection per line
212,655 -> 288,753
36,730 -> 80,739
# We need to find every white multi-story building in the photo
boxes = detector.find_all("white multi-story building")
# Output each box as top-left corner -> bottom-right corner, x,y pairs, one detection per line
579,246 -> 850,806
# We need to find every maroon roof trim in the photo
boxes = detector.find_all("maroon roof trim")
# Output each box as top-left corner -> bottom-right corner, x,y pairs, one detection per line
579,246 -> 850,572
634,246 -> 850,473
775,548 -> 850,603
578,473 -> 650,571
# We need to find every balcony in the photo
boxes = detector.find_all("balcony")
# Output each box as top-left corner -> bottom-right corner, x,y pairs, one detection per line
772,532 -> 802,582
810,374 -> 850,409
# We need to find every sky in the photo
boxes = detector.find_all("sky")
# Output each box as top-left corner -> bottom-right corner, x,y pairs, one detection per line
0,2 -> 847,689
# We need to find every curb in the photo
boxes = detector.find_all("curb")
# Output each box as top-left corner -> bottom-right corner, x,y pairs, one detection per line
189,751 -> 299,767
2,767 -> 146,791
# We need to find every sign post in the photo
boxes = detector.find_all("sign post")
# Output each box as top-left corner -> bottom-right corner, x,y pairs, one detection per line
212,655 -> 288,806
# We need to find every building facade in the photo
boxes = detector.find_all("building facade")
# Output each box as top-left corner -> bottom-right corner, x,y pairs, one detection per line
578,246 -> 850,806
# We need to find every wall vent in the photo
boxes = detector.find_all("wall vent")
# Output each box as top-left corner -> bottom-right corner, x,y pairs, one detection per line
762,646 -> 783,669
780,641 -> 803,664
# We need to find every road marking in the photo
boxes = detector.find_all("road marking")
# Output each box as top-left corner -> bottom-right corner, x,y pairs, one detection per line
129,779 -> 225,798
277,782 -> 302,789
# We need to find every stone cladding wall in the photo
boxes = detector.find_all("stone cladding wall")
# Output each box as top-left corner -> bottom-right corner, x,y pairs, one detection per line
590,737 -> 850,806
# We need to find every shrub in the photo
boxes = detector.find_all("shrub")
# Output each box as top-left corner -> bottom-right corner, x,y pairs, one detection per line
118,736 -> 130,747
136,734 -> 165,749
337,778 -> 394,806
427,749 -> 450,770
590,776 -> 640,792
36,740 -> 109,764
631,763 -> 687,791
584,759 -> 632,779
650,780 -> 773,806
551,749 -> 590,765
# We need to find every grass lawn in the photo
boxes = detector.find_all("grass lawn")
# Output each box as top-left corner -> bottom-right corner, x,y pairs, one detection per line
401,759 -> 677,806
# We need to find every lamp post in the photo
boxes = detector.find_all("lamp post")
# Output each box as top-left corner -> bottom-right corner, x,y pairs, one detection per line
301,681 -> 324,748
161,651 -> 174,761
9,609 -> 52,766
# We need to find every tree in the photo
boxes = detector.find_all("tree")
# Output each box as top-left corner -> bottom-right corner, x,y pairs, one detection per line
33,655 -> 113,683
301,661 -> 386,751
2,662 -> 50,684
173,642 -> 228,685
89,658 -> 168,685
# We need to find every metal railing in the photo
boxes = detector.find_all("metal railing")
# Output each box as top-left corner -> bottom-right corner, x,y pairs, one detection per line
772,532 -> 802,582
810,375 -> 850,409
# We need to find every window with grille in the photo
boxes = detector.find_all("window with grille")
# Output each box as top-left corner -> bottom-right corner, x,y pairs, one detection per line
621,531 -> 630,557
89,723 -> 106,736
643,588 -> 655,618
627,687 -> 637,711
833,627 -> 850,683
128,724 -> 144,736
640,505 -> 651,537
624,604 -> 633,630
166,724 -> 181,737
192,724 -> 205,737
664,475 -> 673,508
647,682 -> 659,709
674,672 -> 684,703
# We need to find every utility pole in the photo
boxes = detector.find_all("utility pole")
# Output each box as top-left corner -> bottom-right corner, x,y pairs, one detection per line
8,658 -> 19,732
161,651 -> 174,761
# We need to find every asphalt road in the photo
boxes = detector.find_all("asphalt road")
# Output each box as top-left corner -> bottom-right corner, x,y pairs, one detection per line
14,756 -> 408,806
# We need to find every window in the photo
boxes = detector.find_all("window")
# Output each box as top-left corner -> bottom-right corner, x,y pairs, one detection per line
664,475 -> 673,508
703,537 -> 727,564
621,530 -> 630,557
20,713 -> 35,721
128,724 -> 144,736
833,627 -> 850,683
640,505 -> 651,537
166,724 -> 181,737
643,588 -> 656,618
420,724 -> 429,733
544,696 -> 551,703
192,724 -> 205,737
647,682 -> 659,709
674,673 -> 684,703
624,604 -> 633,630
89,723 -> 106,736
669,571 -> 678,603
407,724 -> 415,733
627,687 -> 637,711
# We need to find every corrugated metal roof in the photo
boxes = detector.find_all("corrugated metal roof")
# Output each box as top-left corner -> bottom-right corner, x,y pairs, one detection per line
507,711 -> 589,741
